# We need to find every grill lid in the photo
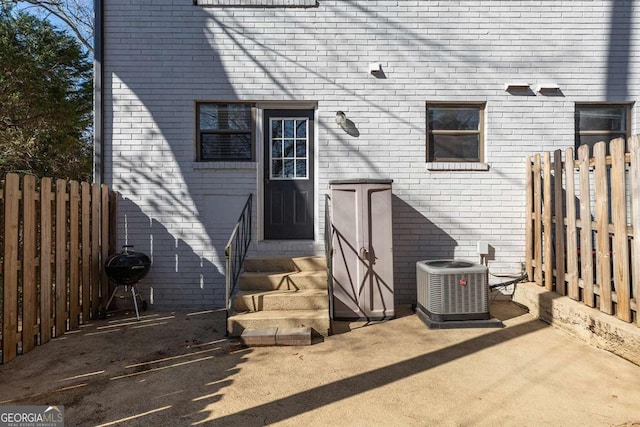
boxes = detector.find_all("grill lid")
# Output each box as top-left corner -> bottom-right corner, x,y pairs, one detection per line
105,245 -> 151,285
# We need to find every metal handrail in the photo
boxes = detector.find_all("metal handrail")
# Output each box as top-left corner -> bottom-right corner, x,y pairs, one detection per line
324,194 -> 334,321
225,194 -> 253,319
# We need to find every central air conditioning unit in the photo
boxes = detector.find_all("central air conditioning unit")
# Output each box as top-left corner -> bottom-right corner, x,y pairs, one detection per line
416,260 -> 489,323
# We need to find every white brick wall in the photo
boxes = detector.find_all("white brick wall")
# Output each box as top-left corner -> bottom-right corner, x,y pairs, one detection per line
104,0 -> 639,308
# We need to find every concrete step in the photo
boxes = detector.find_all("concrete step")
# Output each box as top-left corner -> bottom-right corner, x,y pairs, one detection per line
243,256 -> 327,273
233,289 -> 329,312
240,327 -> 312,346
228,310 -> 330,337
238,271 -> 328,291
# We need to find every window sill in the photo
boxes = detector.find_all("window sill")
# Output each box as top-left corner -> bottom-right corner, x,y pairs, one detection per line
193,161 -> 257,170
426,162 -> 490,172
195,0 -> 317,7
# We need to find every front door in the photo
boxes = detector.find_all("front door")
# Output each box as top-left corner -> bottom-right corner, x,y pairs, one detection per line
264,109 -> 314,240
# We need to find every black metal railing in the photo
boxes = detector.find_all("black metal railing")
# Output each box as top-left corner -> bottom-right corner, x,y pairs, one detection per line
324,194 -> 334,320
225,194 -> 253,316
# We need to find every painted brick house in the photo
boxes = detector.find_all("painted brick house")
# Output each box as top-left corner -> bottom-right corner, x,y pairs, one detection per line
96,0 -> 639,310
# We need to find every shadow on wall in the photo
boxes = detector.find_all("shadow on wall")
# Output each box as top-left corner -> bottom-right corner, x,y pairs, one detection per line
116,193 -> 225,310
391,195 -> 457,303
104,3 -> 247,309
607,0 -> 632,99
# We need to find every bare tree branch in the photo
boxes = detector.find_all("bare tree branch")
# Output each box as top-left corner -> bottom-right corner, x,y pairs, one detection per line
2,0 -> 93,53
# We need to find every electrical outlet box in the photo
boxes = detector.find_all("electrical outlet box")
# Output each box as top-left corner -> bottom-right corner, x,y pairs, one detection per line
477,241 -> 489,256
369,63 -> 382,73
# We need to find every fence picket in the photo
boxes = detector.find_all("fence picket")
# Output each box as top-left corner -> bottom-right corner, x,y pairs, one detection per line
101,185 -> 110,304
81,182 -> 91,322
533,155 -> 542,285
91,183 -> 101,310
553,150 -> 566,295
22,175 -> 38,353
610,138 -> 631,321
69,181 -> 80,329
578,145 -> 595,307
630,135 -> 640,326
2,174 -> 20,363
594,142 -> 612,313
525,156 -> 533,280
109,191 -> 118,256
55,179 -> 67,336
40,178 -> 53,344
565,148 -> 579,300
543,152 -> 553,291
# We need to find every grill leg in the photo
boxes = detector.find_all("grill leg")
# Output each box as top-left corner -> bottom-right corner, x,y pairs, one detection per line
105,285 -> 121,312
131,286 -> 140,320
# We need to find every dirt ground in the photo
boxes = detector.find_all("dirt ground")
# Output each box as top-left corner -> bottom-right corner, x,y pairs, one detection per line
1,302 -> 640,426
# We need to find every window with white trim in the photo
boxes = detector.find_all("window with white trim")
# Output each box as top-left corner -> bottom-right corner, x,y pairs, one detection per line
197,103 -> 254,161
575,104 -> 631,155
427,103 -> 485,163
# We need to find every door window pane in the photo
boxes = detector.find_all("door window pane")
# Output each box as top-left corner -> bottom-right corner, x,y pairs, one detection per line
296,120 -> 307,138
272,139 -> 283,157
272,121 -> 282,139
283,139 -> 295,157
296,140 -> 307,157
296,160 -> 307,178
272,160 -> 283,178
284,120 -> 295,138
284,159 -> 295,178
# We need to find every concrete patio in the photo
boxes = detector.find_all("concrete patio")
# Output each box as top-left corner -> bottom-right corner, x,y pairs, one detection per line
1,299 -> 639,426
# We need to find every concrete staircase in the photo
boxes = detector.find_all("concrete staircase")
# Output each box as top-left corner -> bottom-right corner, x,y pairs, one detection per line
227,256 -> 331,344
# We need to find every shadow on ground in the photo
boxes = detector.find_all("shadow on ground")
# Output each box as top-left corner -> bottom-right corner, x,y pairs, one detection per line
0,310 -> 248,426
1,296 -> 639,426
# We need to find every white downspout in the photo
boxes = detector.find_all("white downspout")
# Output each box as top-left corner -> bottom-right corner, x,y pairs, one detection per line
93,0 -> 104,185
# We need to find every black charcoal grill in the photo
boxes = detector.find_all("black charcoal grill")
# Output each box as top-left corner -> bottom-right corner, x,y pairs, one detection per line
104,245 -> 151,320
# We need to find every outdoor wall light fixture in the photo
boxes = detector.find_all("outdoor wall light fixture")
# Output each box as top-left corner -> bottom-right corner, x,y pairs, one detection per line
335,110 -> 360,137
369,62 -> 386,78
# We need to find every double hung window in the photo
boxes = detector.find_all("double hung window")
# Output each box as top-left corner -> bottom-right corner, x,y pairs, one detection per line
427,103 -> 485,163
575,104 -> 630,155
197,103 -> 254,162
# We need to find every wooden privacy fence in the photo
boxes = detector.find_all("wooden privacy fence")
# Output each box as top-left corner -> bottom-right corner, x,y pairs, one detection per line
525,136 -> 640,326
0,173 -> 117,364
